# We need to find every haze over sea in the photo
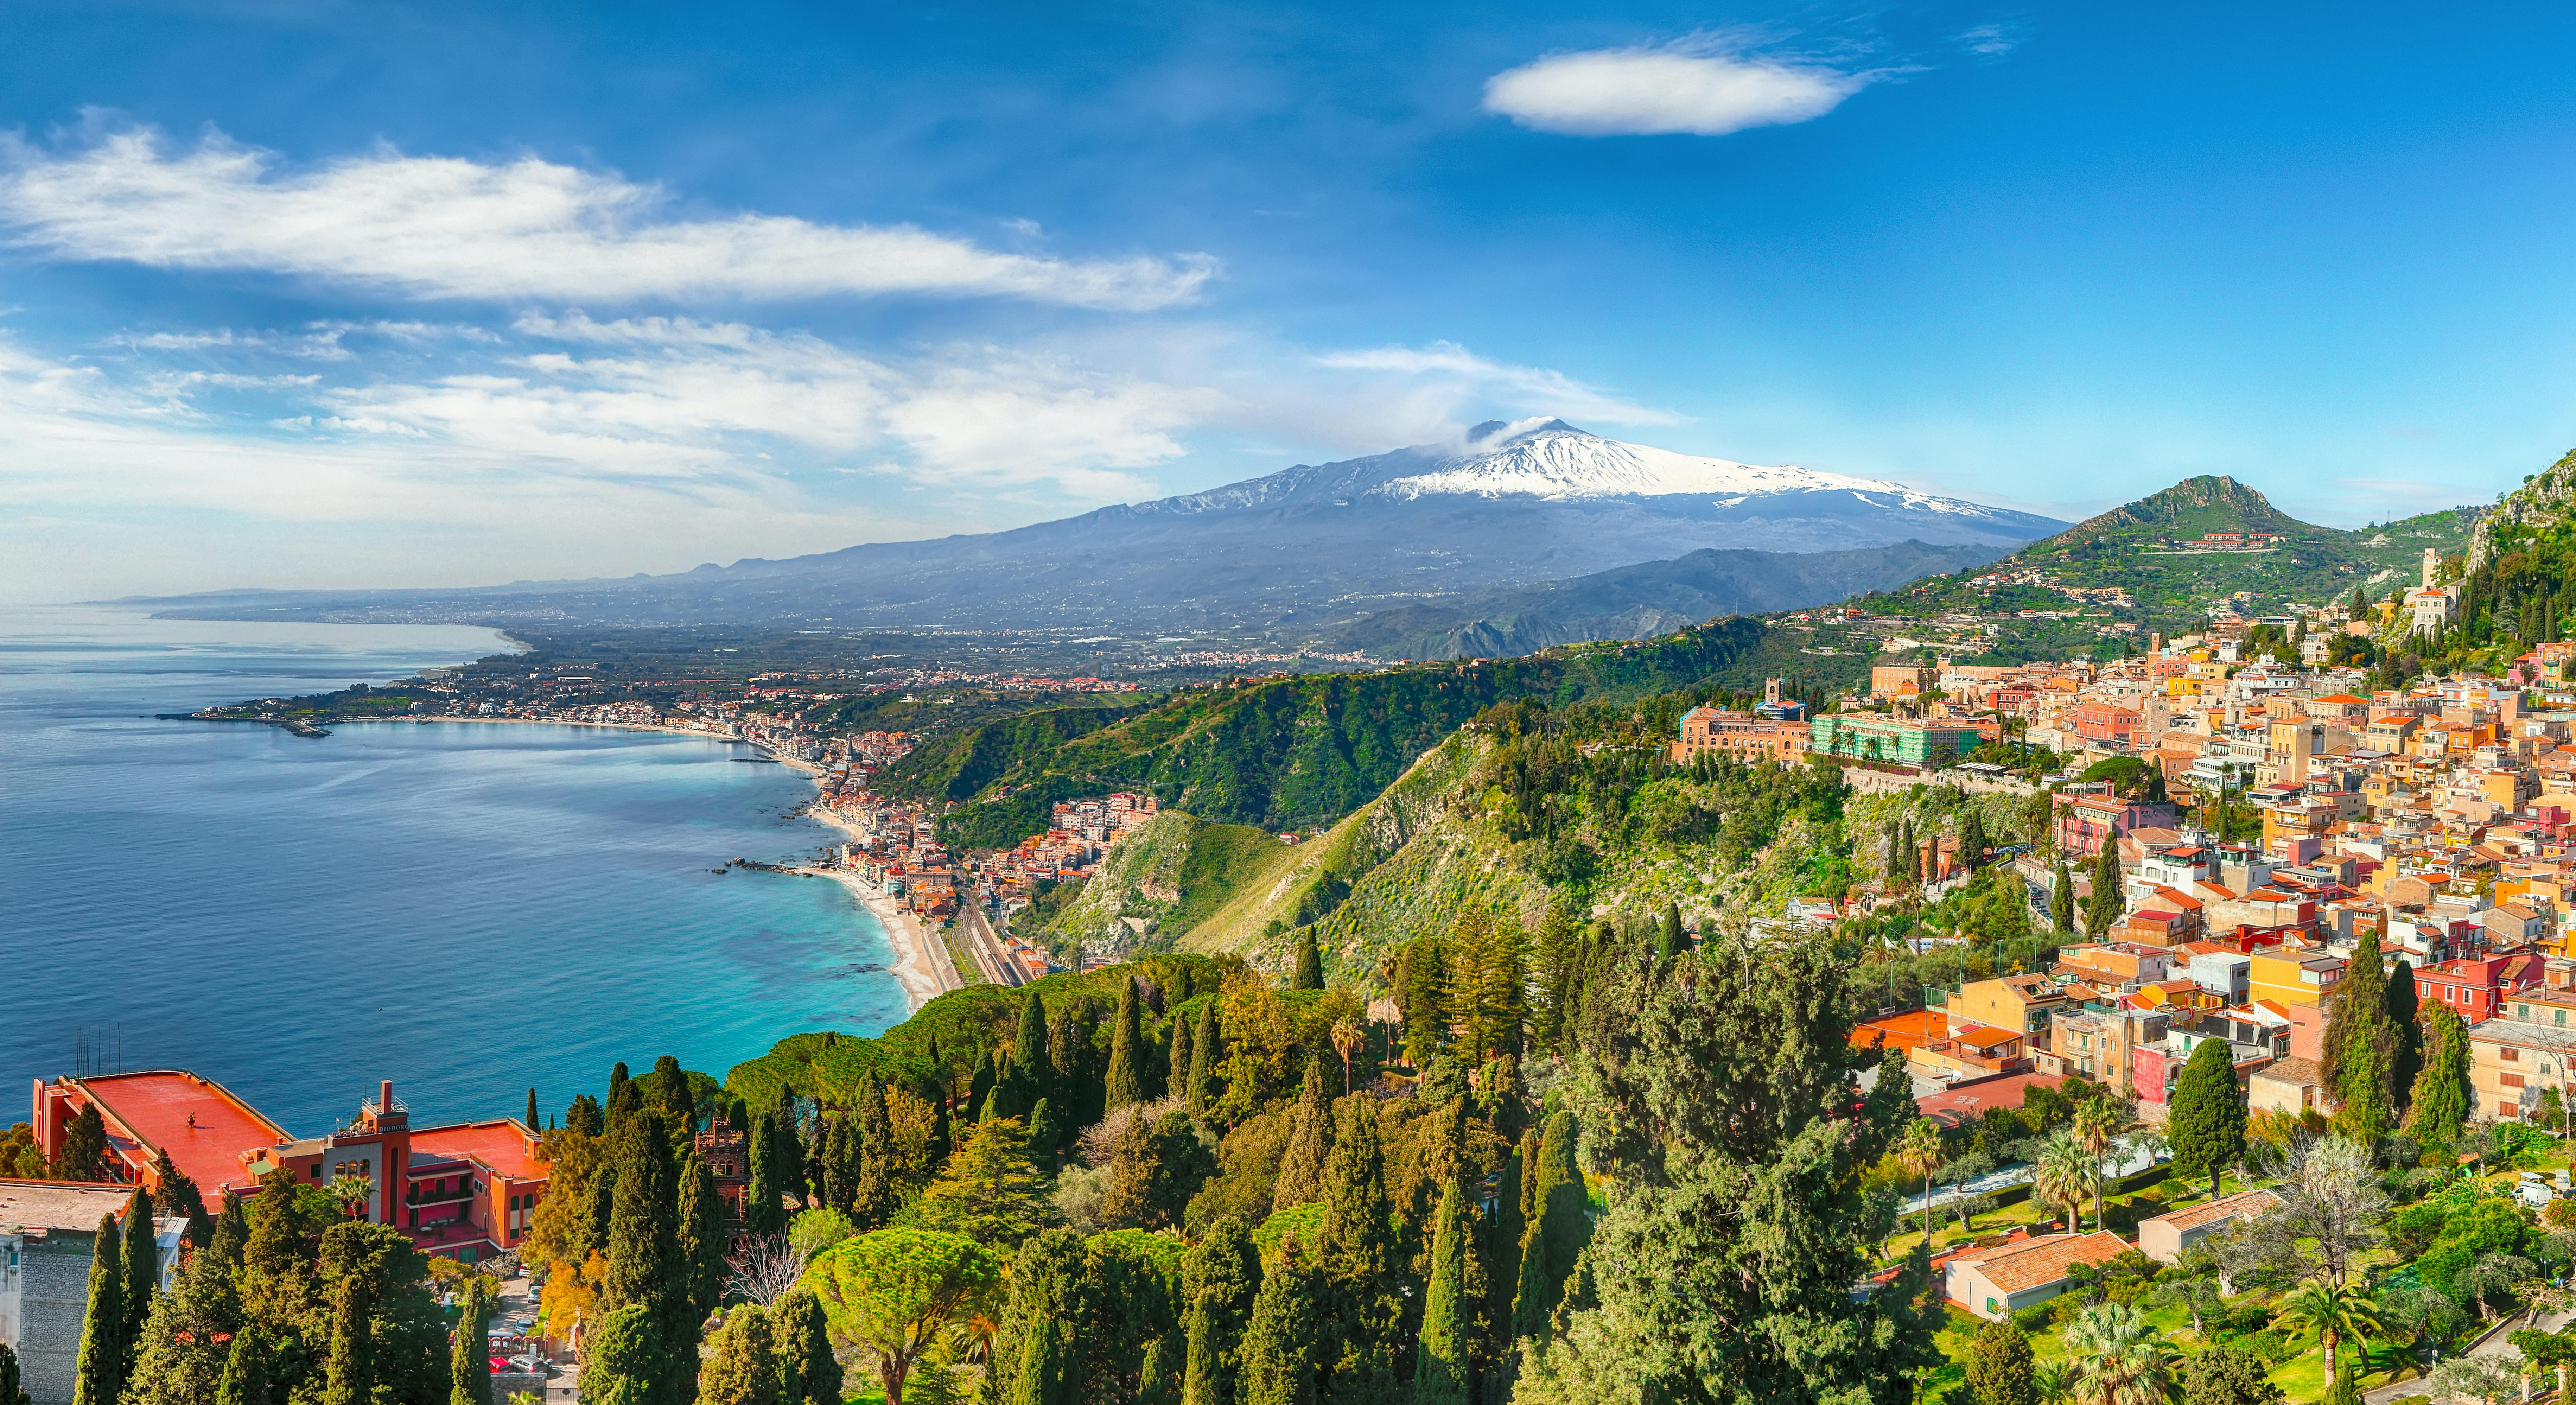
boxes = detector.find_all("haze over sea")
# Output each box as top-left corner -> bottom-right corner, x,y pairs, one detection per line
0,606 -> 910,1136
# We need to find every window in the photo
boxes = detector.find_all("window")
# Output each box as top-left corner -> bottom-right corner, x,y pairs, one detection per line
2504,1047 -> 2521,1062
2503,1072 -> 2527,1088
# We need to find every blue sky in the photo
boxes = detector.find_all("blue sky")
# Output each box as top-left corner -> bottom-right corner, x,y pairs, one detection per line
4,1 -> 2574,598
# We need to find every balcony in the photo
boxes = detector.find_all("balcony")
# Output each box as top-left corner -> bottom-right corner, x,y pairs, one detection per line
408,1181 -> 479,1207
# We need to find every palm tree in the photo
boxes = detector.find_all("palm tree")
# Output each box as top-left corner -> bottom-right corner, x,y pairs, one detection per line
2033,1130 -> 2095,1234
1330,1018 -> 1362,1095
2062,1301 -> 2179,1405
2073,1097 -> 2122,1232
1895,1118 -> 1945,1249
2274,1276 -> 2382,1384
2032,1359 -> 2076,1405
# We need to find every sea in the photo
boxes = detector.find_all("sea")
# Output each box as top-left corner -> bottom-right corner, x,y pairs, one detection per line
0,605 -> 912,1137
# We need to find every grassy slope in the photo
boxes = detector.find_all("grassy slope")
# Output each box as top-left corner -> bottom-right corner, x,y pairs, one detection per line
1043,812 -> 1300,956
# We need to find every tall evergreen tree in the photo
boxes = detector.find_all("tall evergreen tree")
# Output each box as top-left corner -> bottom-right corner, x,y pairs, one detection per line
773,1288 -> 842,1405
1657,903 -> 1685,964
678,1155 -> 728,1329
1026,1100 -> 1061,1176
209,1192 -> 250,1270
150,1151 -> 214,1252
993,1231 -> 1088,1405
605,1063 -> 633,1137
1010,989 -> 1051,1114
2084,841 -> 2123,939
1481,1139 -> 1528,1400
580,1305 -> 667,1405
54,1105 -> 107,1182
600,1110 -> 679,1398
1271,1062 -> 1332,1213
587,1162 -> 621,1261
1511,1112 -> 1586,1341
1188,1003 -> 1221,1118
2405,1003 -> 2473,1146
121,1188 -> 158,1373
1106,979 -> 1147,1112
746,1110 -> 786,1235
1961,1318 -> 2037,1405
323,1271 -> 373,1405
2165,1035 -> 2247,1200
213,1332 -> 272,1405
1525,941 -> 1940,1401
969,1050 -> 998,1122
1170,1006 -> 1196,1098
1292,930 -> 1325,992
2325,931 -> 2397,1141
2384,958 -> 2423,1116
853,1085 -> 903,1228
773,1106 -> 809,1212
526,1088 -> 541,1130
2049,860 -> 2074,934
450,1280 -> 491,1405
0,1344 -> 25,1405
1316,1097 -> 1399,1397
1236,1242 -> 1322,1405
70,1214 -> 124,1405
1412,1180 -> 1470,1405
1180,1220 -> 1262,1405
567,1094 -> 606,1138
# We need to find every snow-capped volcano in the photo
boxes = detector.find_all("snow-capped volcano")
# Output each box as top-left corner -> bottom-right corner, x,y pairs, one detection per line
1371,418 -> 1943,507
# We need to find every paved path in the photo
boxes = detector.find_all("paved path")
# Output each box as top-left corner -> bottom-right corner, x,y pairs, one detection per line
2362,1307 -> 2574,1403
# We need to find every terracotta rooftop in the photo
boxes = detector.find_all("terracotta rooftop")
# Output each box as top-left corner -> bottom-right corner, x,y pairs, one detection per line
2254,1056 -> 2323,1087
407,1121 -> 545,1183
1915,1073 -> 2069,1129
1954,1231 -> 2134,1292
2139,1188 -> 2281,1235
75,1071 -> 289,1197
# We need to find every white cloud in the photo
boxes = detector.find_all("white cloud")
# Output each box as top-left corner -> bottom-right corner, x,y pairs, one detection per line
1315,340 -> 1680,426
0,126 -> 1218,310
1483,41 -> 1868,137
1957,24 -> 2017,58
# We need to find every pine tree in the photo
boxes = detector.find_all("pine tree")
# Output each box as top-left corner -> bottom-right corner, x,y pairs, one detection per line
568,1094 -> 605,1138
323,1270 -> 373,1405
1271,1062 -> 1332,1213
1188,1003 -> 1221,1118
1292,930 -> 1324,991
2384,958 -> 2422,1117
121,1187 -> 158,1373
55,1105 -> 107,1182
2164,1035 -> 2247,1200
2049,860 -> 2074,933
2405,1003 -> 2472,1147
451,1280 -> 491,1405
1412,1179 -> 1470,1405
1181,1220 -> 1261,1405
71,1214 -> 124,1405
679,1155 -> 728,1328
1106,979 -> 1146,1112
1236,1242 -> 1322,1405
1961,1318 -> 2036,1405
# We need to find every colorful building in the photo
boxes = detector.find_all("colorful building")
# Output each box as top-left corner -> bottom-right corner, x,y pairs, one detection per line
1809,715 -> 1981,769
31,1073 -> 547,1264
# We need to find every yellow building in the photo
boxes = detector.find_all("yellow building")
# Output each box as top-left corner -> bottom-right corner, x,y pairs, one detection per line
2246,949 -> 2345,1009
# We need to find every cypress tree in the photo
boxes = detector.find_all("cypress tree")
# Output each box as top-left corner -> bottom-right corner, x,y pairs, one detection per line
1188,1003 -> 1221,1118
605,1063 -> 633,1136
2405,1003 -> 2472,1147
567,1094 -> 605,1138
1272,1063 -> 1332,1213
1236,1242 -> 1322,1405
853,1085 -> 902,1228
1316,1098 -> 1398,1395
580,1304 -> 667,1405
214,1331 -> 271,1405
1292,930 -> 1324,991
601,1111 -> 677,1334
1026,1099 -> 1060,1175
997,1231 -> 1088,1405
121,1188 -> 158,1369
1511,1111 -> 1586,1339
1180,1220 -> 1261,1405
969,1049 -> 998,1121
1481,1139 -> 1527,1391
2084,841 -> 2122,939
1412,1180 -> 1470,1405
2385,957 -> 2423,1116
1106,978 -> 1146,1112
928,1085 -> 953,1168
450,1281 -> 491,1405
1658,903 -> 1685,964
745,1110 -> 784,1235
1011,989 -> 1050,1111
2164,1035 -> 2246,1201
70,1214 -> 124,1405
2049,860 -> 2074,933
1170,1006 -> 1196,1095
323,1271 -> 373,1405
587,1161 -> 621,1260
2327,931 -> 2397,1140
773,1107 -> 808,1211
55,1105 -> 107,1182
0,1344 -> 23,1405
772,1288 -> 840,1405
151,1151 -> 213,1252
210,1192 -> 249,1270
527,1088 -> 541,1131
677,1155 -> 727,1329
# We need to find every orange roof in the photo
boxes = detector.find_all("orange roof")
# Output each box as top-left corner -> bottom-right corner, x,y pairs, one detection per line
75,1071 -> 288,1198
1952,1024 -> 2022,1050
2140,1188 -> 2281,1234
1851,1010 -> 1946,1052
1954,1231 -> 2135,1292
408,1121 -> 546,1183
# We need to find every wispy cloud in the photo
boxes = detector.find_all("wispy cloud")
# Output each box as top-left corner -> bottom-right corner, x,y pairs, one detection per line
0,126 -> 1219,311
1315,340 -> 1681,426
1483,38 -> 1870,137
1956,24 -> 2017,58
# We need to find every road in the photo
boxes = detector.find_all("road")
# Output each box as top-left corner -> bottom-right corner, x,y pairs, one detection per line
2362,1306 -> 2574,1403
959,904 -> 1023,987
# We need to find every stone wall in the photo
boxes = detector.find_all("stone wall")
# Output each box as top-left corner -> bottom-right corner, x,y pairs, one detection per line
18,1231 -> 98,1405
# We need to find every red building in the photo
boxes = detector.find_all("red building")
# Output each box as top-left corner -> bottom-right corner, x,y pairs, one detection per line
2072,703 -> 2145,749
2416,953 -> 2548,1023
32,1073 -> 547,1264
2053,794 -> 2179,859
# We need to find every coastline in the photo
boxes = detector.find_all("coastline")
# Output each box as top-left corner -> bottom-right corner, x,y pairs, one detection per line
338,714 -> 963,1014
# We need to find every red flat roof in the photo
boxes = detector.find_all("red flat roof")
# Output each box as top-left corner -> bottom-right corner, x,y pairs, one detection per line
408,1121 -> 545,1183
76,1072 -> 287,1197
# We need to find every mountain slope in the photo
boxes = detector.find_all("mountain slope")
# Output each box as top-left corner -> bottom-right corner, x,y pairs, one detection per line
134,420 -> 2062,643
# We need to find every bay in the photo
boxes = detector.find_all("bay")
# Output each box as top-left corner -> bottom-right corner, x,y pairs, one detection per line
0,605 -> 910,1136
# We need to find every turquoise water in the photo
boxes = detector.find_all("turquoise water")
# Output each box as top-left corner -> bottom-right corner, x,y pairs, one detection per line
0,606 -> 910,1136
